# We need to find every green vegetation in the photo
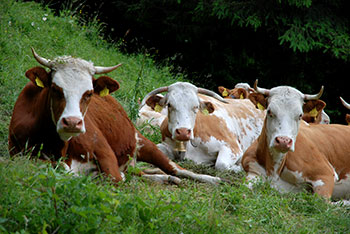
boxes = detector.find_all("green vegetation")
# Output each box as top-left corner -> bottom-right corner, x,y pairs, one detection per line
1,1 -> 350,233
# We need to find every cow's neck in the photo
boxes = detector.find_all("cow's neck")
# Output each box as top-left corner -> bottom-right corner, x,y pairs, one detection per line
256,120 -> 288,176
33,87 -> 67,158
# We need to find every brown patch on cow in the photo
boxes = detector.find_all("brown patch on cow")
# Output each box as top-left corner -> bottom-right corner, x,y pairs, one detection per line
193,113 -> 240,152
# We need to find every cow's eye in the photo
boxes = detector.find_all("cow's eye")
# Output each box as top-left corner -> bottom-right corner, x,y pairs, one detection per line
167,103 -> 172,108
83,91 -> 93,101
299,113 -> 303,120
267,109 -> 276,118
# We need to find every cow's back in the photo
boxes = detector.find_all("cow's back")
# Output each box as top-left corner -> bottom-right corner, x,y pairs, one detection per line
295,123 -> 350,179
196,95 -> 265,153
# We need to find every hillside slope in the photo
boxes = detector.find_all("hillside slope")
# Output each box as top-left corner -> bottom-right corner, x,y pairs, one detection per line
0,1 -> 350,233
0,0 -> 181,156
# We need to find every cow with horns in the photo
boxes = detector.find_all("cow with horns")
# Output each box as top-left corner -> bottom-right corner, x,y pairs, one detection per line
8,48 -> 224,185
140,82 -> 266,172
242,80 -> 350,199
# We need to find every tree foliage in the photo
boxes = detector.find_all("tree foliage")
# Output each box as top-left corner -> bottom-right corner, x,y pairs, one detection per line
30,0 -> 350,123
196,0 -> 349,60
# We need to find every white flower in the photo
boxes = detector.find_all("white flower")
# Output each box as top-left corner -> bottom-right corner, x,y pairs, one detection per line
31,22 -> 35,27
42,17 -> 47,21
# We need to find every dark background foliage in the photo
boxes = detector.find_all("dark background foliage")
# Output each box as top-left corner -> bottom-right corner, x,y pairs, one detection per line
30,0 -> 349,123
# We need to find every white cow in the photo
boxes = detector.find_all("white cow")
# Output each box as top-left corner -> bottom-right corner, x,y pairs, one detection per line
140,82 -> 265,172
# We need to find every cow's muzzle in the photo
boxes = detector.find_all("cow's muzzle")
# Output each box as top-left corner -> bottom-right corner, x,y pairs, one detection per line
175,128 -> 191,141
273,136 -> 293,153
60,116 -> 84,133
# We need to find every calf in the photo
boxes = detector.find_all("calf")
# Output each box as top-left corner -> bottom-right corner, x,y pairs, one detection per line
140,82 -> 266,172
8,48 -> 223,185
242,80 -> 350,199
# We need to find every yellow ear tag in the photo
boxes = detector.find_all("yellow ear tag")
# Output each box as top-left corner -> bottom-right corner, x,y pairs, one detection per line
154,104 -> 163,113
99,87 -> 109,97
202,108 -> 209,115
309,107 -> 319,118
257,102 -> 265,110
222,89 -> 228,97
35,77 -> 44,88
240,93 -> 244,99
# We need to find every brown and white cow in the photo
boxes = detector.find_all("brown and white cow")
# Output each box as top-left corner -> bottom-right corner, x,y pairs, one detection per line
140,82 -> 266,172
242,80 -> 350,199
8,48 -> 224,185
218,83 -> 255,99
219,83 -> 330,124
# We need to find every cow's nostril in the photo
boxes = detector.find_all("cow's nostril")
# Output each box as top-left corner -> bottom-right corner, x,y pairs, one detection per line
62,117 -> 69,127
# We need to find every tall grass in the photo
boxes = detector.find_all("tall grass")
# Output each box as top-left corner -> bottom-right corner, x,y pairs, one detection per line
0,0 -> 350,233
0,0 -> 180,155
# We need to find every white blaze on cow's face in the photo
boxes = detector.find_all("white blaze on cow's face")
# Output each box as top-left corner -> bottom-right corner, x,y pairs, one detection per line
50,57 -> 95,141
265,87 -> 304,153
166,83 -> 201,141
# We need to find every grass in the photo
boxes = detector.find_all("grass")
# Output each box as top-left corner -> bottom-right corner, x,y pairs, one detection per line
1,0 -> 350,233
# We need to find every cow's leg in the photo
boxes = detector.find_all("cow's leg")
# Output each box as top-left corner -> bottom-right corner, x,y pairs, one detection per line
311,175 -> 334,199
136,133 -> 222,185
215,145 -> 242,172
93,146 -> 124,183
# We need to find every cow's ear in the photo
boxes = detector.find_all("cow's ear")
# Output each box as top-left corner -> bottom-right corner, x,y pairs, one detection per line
25,66 -> 50,88
200,101 -> 215,115
93,76 -> 120,96
248,93 -> 267,110
218,86 -> 230,97
303,100 -> 326,117
235,88 -> 248,99
146,95 -> 165,112
345,114 -> 350,125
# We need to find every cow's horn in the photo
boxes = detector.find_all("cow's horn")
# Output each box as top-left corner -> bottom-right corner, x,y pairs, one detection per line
31,47 -> 52,68
140,86 -> 169,109
340,97 -> 350,110
197,88 -> 228,103
304,86 -> 324,100
95,64 -> 122,74
254,79 -> 270,96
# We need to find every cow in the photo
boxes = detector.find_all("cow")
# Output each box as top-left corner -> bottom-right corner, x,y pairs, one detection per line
8,48 -> 224,185
218,83 -> 255,99
242,80 -> 350,200
140,82 -> 266,172
219,83 -> 330,124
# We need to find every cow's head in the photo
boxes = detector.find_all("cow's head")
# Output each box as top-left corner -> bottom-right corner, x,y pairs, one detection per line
340,97 -> 350,125
218,83 -> 255,99
140,82 -> 228,142
25,48 -> 121,141
249,80 -> 323,153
